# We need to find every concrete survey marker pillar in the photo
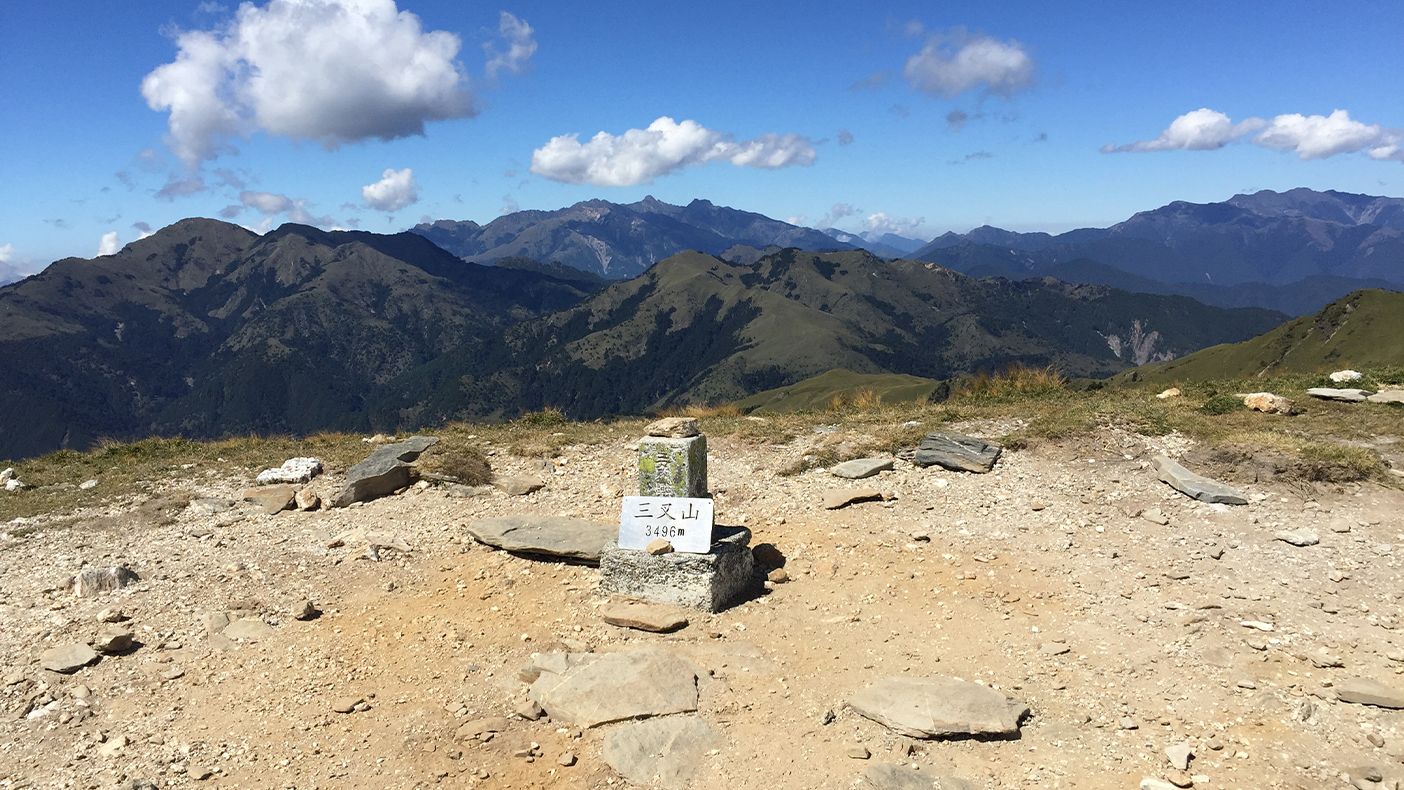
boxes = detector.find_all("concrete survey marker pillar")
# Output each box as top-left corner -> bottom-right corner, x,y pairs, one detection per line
597,417 -> 754,612
638,435 -> 708,498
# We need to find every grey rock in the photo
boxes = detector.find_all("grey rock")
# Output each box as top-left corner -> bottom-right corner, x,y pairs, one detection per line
1306,387 -> 1374,402
1337,677 -> 1404,708
832,458 -> 895,480
912,431 -> 1001,473
598,527 -> 755,612
1275,529 -> 1320,547
41,643 -> 99,673
70,566 -> 139,597
186,498 -> 234,516
494,474 -> 546,496
242,485 -> 297,515
466,515 -> 615,563
1151,456 -> 1248,505
1165,742 -> 1192,770
601,601 -> 689,632
200,611 -> 230,635
1140,780 -> 1178,790
93,628 -> 134,654
331,696 -> 362,714
1308,649 -> 1344,668
292,600 -> 318,620
864,764 -> 976,790
603,715 -> 722,789
332,436 -> 438,507
1368,390 -> 1404,404
223,618 -> 274,641
646,417 -> 700,438
848,676 -> 1029,738
529,650 -> 703,728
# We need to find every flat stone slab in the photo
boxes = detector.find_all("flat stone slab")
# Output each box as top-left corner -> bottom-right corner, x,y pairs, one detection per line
1337,677 -> 1404,708
646,417 -> 700,438
1368,390 -> 1404,404
332,436 -> 438,507
41,643 -> 99,674
603,715 -> 722,789
848,676 -> 1029,738
832,458 -> 894,479
601,601 -> 689,632
1275,529 -> 1320,547
823,487 -> 882,510
1151,456 -> 1247,505
223,618 -> 274,641
466,515 -> 615,563
598,527 -> 754,612
1306,387 -> 1374,402
529,650 -> 703,727
864,764 -> 975,790
243,485 -> 297,515
912,431 -> 1001,473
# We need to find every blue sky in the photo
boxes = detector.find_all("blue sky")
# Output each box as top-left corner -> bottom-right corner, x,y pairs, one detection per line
3,0 -> 1403,280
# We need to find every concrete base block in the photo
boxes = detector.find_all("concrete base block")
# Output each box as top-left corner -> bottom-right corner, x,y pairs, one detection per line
598,526 -> 755,613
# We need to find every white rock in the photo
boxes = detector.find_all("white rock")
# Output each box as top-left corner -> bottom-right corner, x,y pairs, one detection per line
255,457 -> 323,485
1330,369 -> 1363,382
79,479 -> 98,490
0,468 -> 14,482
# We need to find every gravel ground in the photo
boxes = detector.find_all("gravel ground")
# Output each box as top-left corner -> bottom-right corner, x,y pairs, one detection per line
2,420 -> 1403,790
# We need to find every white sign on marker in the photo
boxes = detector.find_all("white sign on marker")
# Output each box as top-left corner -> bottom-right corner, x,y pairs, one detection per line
619,496 -> 714,554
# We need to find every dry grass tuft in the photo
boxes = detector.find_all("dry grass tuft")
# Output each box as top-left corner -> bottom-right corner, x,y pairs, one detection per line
657,403 -> 744,419
952,363 -> 1067,402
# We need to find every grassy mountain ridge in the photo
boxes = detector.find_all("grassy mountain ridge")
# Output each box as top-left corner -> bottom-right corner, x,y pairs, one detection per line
0,219 -> 596,459
1115,289 -> 1404,384
365,248 -> 1287,424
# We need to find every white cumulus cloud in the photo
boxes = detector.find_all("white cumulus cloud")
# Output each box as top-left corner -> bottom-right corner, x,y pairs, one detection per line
1252,110 -> 1388,160
530,117 -> 817,187
239,190 -> 335,228
903,29 -> 1035,98
0,244 -> 32,286
97,232 -> 123,257
1105,108 -> 1404,162
865,212 -> 926,238
362,168 -> 420,211
483,11 -> 536,81
141,0 -> 481,168
1102,108 -> 1266,153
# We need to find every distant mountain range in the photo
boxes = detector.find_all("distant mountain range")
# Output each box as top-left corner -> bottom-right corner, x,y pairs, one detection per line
913,188 -> 1404,314
411,196 -> 852,279
0,222 -> 1284,460
400,188 -> 1404,316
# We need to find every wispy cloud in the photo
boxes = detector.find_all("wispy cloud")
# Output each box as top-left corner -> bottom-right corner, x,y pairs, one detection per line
903,28 -> 1036,99
948,151 -> 993,165
483,11 -> 536,82
238,190 -> 335,229
837,129 -> 854,146
530,117 -> 817,186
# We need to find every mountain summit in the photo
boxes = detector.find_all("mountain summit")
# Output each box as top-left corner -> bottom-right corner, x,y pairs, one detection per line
411,197 -> 852,279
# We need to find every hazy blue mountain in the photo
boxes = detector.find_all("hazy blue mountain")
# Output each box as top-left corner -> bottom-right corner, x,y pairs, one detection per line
411,197 -> 853,279
911,189 -> 1404,310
